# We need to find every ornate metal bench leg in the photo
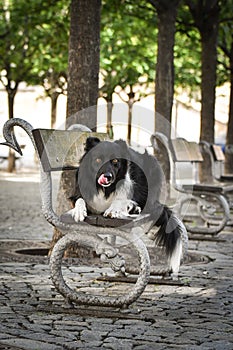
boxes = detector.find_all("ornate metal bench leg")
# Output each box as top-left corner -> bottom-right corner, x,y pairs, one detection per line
50,228 -> 150,308
177,193 -> 229,235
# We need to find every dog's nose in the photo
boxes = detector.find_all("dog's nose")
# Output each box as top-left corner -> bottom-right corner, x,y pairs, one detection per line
104,172 -> 113,181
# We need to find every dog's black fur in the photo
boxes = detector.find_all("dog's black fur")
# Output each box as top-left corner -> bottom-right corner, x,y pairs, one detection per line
69,137 -> 184,275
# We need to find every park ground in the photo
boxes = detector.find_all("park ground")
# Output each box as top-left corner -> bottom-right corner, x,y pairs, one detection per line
0,170 -> 233,350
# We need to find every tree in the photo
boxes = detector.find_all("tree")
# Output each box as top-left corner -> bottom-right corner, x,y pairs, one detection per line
148,0 -> 180,138
218,0 -> 233,173
66,0 -> 101,130
100,0 -> 156,141
175,12 -> 201,94
0,0 -> 62,171
29,0 -> 69,129
38,70 -> 67,129
50,0 -> 102,253
115,83 -> 154,145
185,0 -> 220,144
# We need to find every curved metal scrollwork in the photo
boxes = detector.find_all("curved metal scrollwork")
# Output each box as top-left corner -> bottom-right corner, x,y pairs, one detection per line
0,118 -> 152,307
176,192 -> 229,235
50,228 -> 150,307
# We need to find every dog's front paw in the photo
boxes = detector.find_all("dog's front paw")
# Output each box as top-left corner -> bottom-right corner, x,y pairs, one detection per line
103,201 -> 127,219
127,200 -> 141,215
103,200 -> 141,219
71,198 -> 87,222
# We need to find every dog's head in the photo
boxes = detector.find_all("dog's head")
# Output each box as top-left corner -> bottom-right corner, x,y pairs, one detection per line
80,137 -> 128,190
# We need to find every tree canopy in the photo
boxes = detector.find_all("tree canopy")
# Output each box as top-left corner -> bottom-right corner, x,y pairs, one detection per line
1,0 -> 232,148
0,0 -> 67,171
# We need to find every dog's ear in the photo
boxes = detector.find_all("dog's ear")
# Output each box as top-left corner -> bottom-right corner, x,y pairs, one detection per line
114,139 -> 129,158
114,139 -> 128,152
85,137 -> 100,152
114,139 -> 127,149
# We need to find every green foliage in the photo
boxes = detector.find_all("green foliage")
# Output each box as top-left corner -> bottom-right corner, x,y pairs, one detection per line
174,29 -> 201,92
217,0 -> 233,85
0,0 -> 232,115
0,0 -> 69,108
100,0 -> 205,100
0,1 -> 32,87
176,0 -> 233,90
175,3 -> 201,93
100,0 -> 157,101
29,1 -> 70,97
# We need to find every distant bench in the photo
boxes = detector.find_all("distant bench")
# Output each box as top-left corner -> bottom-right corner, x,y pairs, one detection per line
200,141 -> 233,182
151,132 -> 233,236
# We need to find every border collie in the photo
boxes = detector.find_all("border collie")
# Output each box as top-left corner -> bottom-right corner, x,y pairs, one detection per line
68,137 -> 186,277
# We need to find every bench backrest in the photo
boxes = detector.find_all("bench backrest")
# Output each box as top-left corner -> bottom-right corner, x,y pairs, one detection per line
152,133 -> 203,187
32,128 -> 108,172
211,144 -> 225,162
170,138 -> 203,163
200,142 -> 233,179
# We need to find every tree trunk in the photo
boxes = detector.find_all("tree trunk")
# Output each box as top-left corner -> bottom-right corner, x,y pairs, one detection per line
106,100 -> 114,138
127,87 -> 135,145
51,92 -> 59,129
199,25 -> 219,181
150,0 -> 179,188
7,89 -> 17,173
66,0 -> 101,130
50,0 -> 101,254
186,1 -> 219,144
200,21 -> 219,143
7,149 -> 16,173
225,45 -> 233,174
154,0 -> 179,138
186,0 -> 219,181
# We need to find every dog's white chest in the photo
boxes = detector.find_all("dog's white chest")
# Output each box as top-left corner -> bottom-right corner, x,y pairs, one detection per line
87,173 -> 133,215
88,192 -> 114,214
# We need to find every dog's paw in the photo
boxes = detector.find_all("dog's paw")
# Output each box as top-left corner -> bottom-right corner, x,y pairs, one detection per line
103,200 -> 127,218
104,200 -> 141,219
70,198 -> 87,222
127,200 -> 141,215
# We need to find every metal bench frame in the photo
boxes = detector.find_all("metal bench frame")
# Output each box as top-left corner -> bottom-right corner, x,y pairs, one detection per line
200,141 -> 233,183
1,118 -> 188,308
151,132 -> 233,236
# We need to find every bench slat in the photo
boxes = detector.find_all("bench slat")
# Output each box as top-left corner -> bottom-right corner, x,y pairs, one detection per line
170,138 -> 203,162
211,144 -> 225,162
32,129 -> 108,172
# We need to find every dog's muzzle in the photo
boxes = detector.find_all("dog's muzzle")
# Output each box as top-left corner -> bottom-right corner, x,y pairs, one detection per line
98,172 -> 113,187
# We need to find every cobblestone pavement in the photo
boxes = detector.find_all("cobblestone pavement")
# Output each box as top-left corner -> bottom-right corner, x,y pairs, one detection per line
0,171 -> 233,350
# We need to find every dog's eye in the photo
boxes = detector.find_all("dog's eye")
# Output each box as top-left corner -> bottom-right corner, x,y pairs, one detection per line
95,158 -> 102,164
112,159 -> 119,165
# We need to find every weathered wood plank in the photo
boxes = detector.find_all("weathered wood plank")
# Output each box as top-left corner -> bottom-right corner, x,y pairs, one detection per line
32,129 -> 108,171
211,144 -> 225,162
60,213 -> 132,227
170,138 -> 203,162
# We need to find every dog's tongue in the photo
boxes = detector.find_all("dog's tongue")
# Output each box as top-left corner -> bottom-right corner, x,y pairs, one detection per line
98,174 -> 109,186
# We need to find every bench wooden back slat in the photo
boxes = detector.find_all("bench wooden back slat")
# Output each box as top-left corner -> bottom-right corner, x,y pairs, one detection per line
170,138 -> 203,163
211,144 -> 225,162
32,129 -> 108,172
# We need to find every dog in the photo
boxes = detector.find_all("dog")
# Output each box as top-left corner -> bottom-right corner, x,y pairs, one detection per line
67,136 -> 186,277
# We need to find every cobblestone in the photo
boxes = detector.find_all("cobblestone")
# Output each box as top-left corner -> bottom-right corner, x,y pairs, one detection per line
0,171 -> 233,349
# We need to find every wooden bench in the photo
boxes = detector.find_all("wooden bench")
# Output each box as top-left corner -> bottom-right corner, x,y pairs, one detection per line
1,118 -> 188,308
151,132 -> 233,236
200,141 -> 233,182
